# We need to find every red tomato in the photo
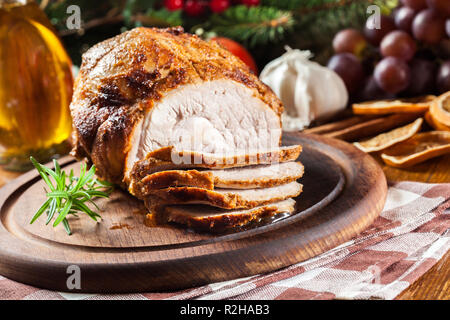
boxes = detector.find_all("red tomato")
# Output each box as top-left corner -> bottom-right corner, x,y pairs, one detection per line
210,37 -> 258,74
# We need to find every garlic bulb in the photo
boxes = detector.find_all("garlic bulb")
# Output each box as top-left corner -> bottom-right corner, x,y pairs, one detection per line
260,47 -> 348,131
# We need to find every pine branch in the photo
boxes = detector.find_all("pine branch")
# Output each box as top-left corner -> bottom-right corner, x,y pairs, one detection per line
57,7 -> 181,36
37,0 -> 397,62
40,0 -> 121,30
197,5 -> 295,47
143,8 -> 183,27
122,0 -> 159,26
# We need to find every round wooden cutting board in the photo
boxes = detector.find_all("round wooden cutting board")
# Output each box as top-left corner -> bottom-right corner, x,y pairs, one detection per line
0,133 -> 387,293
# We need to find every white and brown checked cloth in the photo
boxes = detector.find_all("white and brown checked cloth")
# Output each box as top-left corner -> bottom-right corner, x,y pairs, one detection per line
1,181 -> 449,300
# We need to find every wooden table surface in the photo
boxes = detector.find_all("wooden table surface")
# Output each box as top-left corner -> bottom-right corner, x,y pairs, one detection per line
0,152 -> 448,299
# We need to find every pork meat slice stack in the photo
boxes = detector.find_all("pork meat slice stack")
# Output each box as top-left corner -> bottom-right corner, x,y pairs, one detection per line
69,27 -> 303,231
130,146 -> 304,231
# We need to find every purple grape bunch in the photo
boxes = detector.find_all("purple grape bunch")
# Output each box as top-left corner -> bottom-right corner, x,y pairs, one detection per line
328,0 -> 450,101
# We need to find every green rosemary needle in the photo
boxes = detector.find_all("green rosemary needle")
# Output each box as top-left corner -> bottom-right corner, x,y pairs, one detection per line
29,157 -> 113,235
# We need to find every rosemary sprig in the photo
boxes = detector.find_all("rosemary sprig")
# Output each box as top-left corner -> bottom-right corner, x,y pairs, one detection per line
29,157 -> 114,235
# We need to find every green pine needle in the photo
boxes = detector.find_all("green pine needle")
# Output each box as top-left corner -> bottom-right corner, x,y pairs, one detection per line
29,157 -> 113,235
198,5 -> 295,47
144,8 -> 183,27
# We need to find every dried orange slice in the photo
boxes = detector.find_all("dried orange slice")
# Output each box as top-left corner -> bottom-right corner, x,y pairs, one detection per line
352,95 -> 435,115
429,92 -> 450,127
381,131 -> 450,168
353,118 -> 423,153
425,111 -> 450,131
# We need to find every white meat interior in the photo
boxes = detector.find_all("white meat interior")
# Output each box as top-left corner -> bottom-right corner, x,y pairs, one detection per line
126,80 -> 282,175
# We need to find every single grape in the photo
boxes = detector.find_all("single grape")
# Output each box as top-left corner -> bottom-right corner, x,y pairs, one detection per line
436,61 -> 450,93
332,29 -> 367,56
401,0 -> 427,10
364,15 -> 396,46
426,0 -> 450,17
394,6 -> 417,33
374,57 -> 411,94
412,9 -> 445,44
327,53 -> 365,94
380,30 -> 417,61
404,58 -> 437,95
357,76 -> 396,101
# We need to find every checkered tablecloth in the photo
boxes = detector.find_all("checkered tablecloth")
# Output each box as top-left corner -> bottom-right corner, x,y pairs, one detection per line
1,181 -> 449,300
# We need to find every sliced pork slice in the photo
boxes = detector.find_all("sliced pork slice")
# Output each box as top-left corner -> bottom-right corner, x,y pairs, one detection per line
128,144 -> 302,186
131,162 -> 304,197
209,161 -> 304,188
146,181 -> 302,209
163,198 -> 296,231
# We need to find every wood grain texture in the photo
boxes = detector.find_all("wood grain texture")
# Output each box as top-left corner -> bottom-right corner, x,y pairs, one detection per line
0,166 -> 20,188
397,251 -> 449,300
0,135 -> 448,299
0,133 -> 386,293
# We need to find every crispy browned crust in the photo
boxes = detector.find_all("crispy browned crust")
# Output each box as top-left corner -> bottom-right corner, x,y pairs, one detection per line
146,183 -> 303,209
129,145 -> 302,186
131,162 -> 304,197
69,27 -> 283,184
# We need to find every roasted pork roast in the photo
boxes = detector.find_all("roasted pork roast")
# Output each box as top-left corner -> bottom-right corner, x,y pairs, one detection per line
70,27 -> 284,186
69,27 -> 303,231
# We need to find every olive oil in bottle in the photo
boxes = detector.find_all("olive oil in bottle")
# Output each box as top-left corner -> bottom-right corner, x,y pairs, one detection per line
0,0 -> 73,170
